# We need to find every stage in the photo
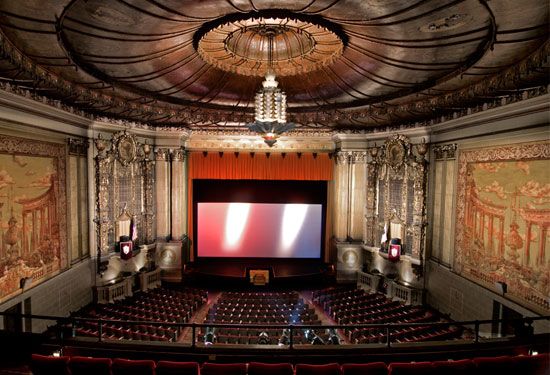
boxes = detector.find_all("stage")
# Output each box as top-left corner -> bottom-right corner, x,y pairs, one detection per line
183,259 -> 334,288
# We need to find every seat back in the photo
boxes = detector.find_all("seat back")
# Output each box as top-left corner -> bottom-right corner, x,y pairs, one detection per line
68,356 -> 112,375
511,353 -> 549,375
432,359 -> 475,375
342,362 -> 388,375
31,354 -> 70,375
248,362 -> 294,375
388,361 -> 436,375
201,362 -> 247,375
295,363 -> 341,375
157,360 -> 199,375
473,355 -> 513,374
112,358 -> 155,375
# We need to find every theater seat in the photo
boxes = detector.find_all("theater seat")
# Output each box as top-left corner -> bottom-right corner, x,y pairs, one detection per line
201,362 -> 247,375
342,362 -> 388,375
31,354 -> 70,375
295,363 -> 341,375
112,358 -> 156,375
511,354 -> 550,375
157,360 -> 200,375
388,361 -> 436,375
431,359 -> 475,375
68,356 -> 112,375
472,355 -> 513,374
248,362 -> 294,375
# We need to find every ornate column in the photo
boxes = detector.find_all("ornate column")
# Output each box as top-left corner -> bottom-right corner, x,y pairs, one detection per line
141,142 -> 155,244
333,151 -> 350,241
155,148 -> 171,240
364,146 -> 379,246
349,151 -> 367,240
171,148 -> 186,240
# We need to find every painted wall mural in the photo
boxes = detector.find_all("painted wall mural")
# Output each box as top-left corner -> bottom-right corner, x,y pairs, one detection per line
0,136 -> 67,303
455,142 -> 549,313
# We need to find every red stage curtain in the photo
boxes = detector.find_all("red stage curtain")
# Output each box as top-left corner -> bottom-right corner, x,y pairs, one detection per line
188,151 -> 333,181
187,152 -> 333,260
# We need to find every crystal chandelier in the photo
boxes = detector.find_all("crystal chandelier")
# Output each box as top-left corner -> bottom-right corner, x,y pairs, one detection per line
247,27 -> 295,147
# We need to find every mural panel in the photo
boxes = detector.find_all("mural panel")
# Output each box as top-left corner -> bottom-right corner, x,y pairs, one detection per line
0,136 -> 67,303
455,142 -> 549,313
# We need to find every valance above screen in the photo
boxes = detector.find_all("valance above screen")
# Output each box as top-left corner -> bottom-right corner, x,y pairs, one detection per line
188,151 -> 333,181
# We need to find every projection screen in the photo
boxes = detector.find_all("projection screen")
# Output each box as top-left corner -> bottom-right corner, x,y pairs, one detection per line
197,202 -> 322,258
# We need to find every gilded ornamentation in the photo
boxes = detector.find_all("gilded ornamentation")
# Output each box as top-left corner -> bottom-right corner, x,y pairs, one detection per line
365,134 -> 428,261
94,131 -> 155,268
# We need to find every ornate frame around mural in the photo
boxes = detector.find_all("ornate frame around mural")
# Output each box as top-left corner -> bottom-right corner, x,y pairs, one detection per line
94,131 -> 155,272
455,141 -> 550,313
365,135 -> 428,263
0,135 -> 67,301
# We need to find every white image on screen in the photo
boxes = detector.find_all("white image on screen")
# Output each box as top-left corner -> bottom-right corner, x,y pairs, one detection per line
224,203 -> 251,251
280,204 -> 308,255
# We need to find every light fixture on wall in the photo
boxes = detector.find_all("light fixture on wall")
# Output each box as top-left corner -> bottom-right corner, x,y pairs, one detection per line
247,25 -> 295,147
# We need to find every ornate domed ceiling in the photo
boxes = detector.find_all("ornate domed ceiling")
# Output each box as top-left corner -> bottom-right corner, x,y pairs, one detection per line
0,0 -> 547,131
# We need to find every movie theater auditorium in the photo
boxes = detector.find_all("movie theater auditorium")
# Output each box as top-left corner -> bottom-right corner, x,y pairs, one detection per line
0,0 -> 548,373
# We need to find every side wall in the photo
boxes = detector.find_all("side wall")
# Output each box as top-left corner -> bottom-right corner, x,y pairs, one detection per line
426,94 -> 549,327
0,259 -> 94,333
0,90 -> 95,332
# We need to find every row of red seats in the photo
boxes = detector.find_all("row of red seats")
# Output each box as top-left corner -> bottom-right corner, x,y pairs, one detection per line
314,287 -> 463,345
72,287 -> 206,343
224,291 -> 299,298
211,304 -> 314,314
77,321 -> 178,341
312,286 -> 360,302
147,287 -> 207,299
325,295 -> 387,315
203,292 -> 322,345
101,304 -> 187,323
32,353 -> 549,374
74,327 -> 171,342
348,310 -> 434,342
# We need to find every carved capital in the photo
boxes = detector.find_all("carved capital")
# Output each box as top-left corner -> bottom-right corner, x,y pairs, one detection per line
171,148 -> 185,162
68,138 -> 89,156
433,143 -> 458,159
350,151 -> 368,164
155,148 -> 171,161
335,151 -> 351,165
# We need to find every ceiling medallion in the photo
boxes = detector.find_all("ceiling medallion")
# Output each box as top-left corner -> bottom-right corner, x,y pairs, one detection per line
195,11 -> 346,77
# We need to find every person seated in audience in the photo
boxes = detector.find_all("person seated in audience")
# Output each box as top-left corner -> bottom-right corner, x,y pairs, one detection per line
278,329 -> 290,346
311,334 -> 325,345
204,328 -> 216,345
326,328 -> 340,345
258,331 -> 270,345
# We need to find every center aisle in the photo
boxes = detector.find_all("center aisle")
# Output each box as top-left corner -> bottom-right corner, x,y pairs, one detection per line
178,291 -> 222,344
299,291 -> 349,344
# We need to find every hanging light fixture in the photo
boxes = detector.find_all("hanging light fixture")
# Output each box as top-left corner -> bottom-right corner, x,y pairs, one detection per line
247,26 -> 295,147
